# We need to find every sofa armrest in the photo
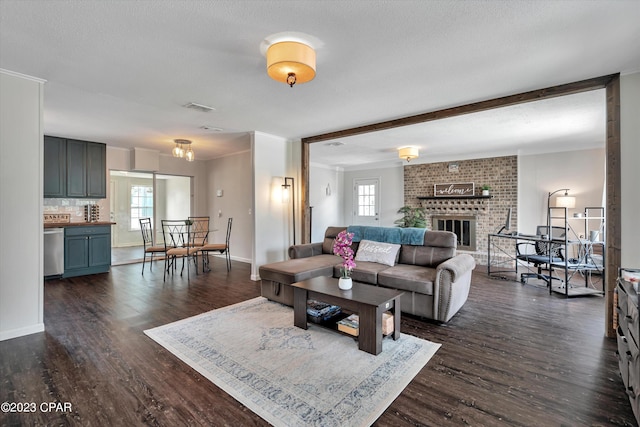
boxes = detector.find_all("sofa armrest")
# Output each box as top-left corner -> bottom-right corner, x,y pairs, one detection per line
288,242 -> 324,259
436,253 -> 476,282
433,254 -> 476,322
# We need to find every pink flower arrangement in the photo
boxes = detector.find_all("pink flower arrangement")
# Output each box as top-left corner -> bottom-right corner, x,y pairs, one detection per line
333,230 -> 356,278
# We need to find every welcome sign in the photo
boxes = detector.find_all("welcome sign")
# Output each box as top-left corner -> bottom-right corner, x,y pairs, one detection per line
434,183 -> 475,197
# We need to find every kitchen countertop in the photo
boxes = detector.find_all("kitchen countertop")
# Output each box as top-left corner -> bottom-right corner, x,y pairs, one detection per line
44,221 -> 116,228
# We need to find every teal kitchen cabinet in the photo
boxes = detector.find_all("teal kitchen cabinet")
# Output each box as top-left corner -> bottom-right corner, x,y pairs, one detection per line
63,225 -> 111,278
86,141 -> 106,198
44,136 -> 106,198
43,136 -> 66,198
65,139 -> 87,197
66,139 -> 107,198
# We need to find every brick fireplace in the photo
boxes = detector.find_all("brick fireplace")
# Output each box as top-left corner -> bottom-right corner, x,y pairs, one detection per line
432,216 -> 477,251
403,156 -> 518,265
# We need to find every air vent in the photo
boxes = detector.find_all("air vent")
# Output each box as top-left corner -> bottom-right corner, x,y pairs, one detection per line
183,102 -> 216,113
200,125 -> 223,131
325,141 -> 344,146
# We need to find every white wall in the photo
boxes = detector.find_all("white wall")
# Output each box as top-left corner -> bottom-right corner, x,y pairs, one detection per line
0,70 -> 45,341
252,132 -> 291,280
164,175 -> 191,220
518,148 -> 605,235
342,165 -> 404,227
621,72 -> 640,268
206,149 -> 253,263
309,163 -> 343,242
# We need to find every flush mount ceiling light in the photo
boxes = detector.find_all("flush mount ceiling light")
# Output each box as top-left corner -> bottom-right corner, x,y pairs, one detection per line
266,41 -> 316,88
172,139 -> 195,162
398,147 -> 419,162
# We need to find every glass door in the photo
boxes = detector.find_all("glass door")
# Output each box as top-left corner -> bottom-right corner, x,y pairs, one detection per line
110,171 -> 192,266
352,178 -> 380,226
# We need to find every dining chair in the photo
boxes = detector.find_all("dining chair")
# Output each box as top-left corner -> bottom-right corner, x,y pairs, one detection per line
188,216 -> 210,247
199,217 -> 233,272
161,219 -> 202,283
139,218 -> 166,275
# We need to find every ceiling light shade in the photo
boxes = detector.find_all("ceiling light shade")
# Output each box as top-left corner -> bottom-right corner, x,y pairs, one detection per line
267,41 -> 316,87
172,139 -> 193,161
398,147 -> 419,162
172,143 -> 184,158
185,146 -> 195,162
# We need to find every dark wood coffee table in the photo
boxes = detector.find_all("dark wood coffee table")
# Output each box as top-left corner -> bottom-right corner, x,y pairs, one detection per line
291,276 -> 403,355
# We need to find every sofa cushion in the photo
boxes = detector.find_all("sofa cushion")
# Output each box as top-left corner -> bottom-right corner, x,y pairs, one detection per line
354,240 -> 401,266
334,261 -> 390,285
398,245 -> 455,268
321,226 -> 348,254
398,230 -> 457,267
259,254 -> 340,284
378,264 -> 436,295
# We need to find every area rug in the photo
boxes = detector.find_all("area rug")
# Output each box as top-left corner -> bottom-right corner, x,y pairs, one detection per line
144,297 -> 440,427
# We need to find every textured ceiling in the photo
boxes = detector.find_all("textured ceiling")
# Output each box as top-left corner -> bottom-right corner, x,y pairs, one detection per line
1,1 -> 639,164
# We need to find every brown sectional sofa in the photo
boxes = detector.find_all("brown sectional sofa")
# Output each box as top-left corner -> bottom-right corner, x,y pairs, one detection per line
259,226 -> 476,323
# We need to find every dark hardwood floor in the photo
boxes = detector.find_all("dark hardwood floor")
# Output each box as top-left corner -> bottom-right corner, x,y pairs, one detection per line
1,259 -> 637,426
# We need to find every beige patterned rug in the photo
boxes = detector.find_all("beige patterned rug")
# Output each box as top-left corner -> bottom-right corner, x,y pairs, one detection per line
144,297 -> 440,427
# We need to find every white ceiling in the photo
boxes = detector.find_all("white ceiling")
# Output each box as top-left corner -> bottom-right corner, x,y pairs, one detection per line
1,1 -> 639,165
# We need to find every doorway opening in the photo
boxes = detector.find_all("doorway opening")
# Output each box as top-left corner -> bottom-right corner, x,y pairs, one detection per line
109,171 -> 192,265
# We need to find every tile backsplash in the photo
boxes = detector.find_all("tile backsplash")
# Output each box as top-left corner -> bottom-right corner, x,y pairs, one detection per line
43,198 -> 109,223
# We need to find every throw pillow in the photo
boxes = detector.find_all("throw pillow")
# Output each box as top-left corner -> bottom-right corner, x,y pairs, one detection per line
354,240 -> 401,267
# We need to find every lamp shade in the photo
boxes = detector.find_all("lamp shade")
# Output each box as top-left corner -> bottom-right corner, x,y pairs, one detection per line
267,41 -> 316,87
398,147 -> 419,162
556,195 -> 576,208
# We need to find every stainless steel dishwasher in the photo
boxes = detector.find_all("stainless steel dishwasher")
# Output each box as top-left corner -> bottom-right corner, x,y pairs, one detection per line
44,227 -> 64,277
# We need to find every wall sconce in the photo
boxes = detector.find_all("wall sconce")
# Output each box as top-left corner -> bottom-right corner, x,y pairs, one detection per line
282,177 -> 296,244
326,183 -> 331,196
172,139 -> 195,162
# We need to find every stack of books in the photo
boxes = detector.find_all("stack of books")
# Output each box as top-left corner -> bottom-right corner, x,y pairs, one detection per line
337,314 -> 359,336
336,312 -> 394,336
306,299 -> 341,323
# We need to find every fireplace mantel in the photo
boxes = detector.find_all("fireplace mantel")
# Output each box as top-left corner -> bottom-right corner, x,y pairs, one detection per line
418,195 -> 490,214
417,195 -> 492,200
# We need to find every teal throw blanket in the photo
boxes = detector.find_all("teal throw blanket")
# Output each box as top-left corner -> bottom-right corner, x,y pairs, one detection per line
347,225 -> 425,245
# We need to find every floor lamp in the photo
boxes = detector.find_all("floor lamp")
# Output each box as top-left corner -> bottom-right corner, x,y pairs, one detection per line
282,177 -> 295,245
547,188 -> 575,232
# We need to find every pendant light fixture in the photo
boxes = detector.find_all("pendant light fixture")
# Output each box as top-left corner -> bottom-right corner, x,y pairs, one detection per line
266,41 -> 316,87
172,139 -> 194,161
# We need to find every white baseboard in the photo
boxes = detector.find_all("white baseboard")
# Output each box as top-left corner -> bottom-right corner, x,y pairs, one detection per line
205,254 -> 251,264
0,322 -> 44,342
250,274 -> 261,281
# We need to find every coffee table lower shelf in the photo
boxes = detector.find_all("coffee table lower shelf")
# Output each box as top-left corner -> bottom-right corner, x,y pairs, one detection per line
291,276 -> 403,355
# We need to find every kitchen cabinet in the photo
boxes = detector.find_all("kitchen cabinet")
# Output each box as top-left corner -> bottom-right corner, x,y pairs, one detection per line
63,225 -> 111,278
43,136 -> 66,197
86,141 -> 106,198
44,136 -> 106,198
66,139 -> 87,197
